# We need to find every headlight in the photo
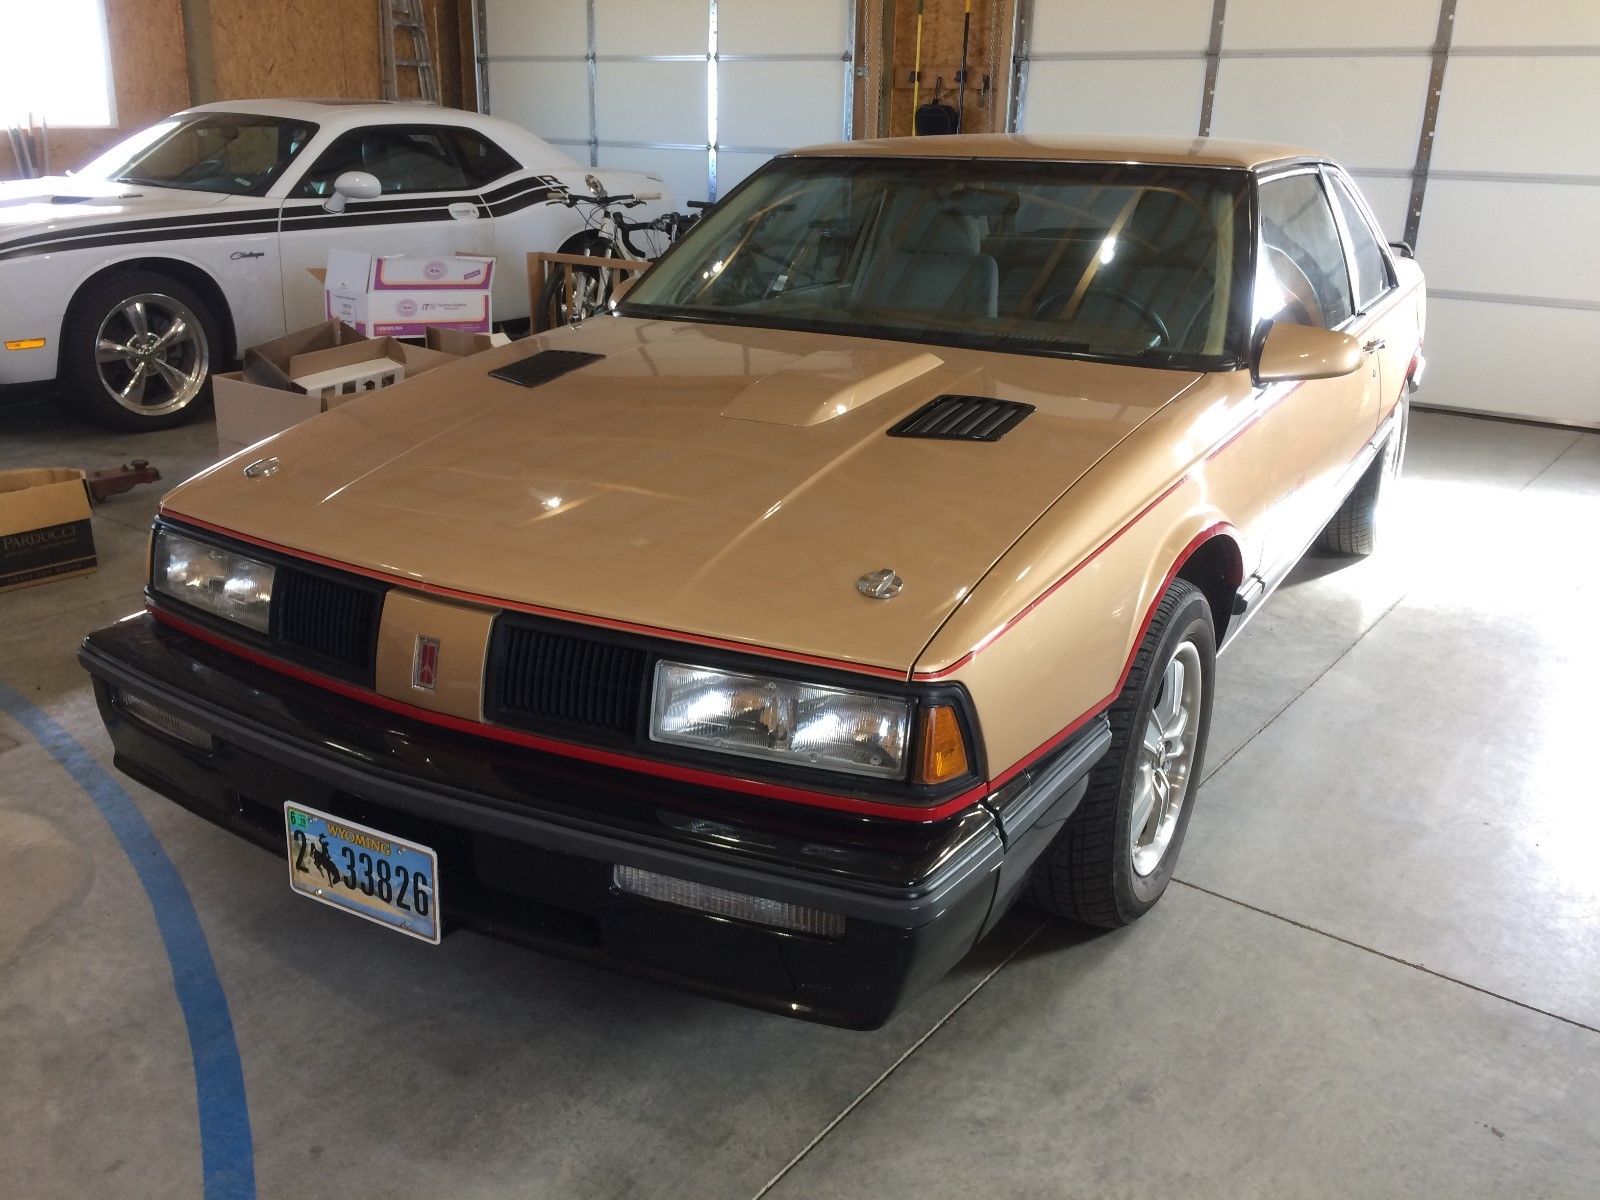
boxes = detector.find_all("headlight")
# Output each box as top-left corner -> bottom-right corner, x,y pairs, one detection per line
151,528 -> 275,633
650,662 -> 912,780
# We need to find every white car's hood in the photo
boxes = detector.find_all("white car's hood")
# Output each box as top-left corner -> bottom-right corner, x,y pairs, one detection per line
0,176 -> 235,248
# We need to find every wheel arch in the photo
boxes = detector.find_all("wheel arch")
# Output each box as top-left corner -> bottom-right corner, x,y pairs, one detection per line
1172,526 -> 1245,643
61,256 -> 238,370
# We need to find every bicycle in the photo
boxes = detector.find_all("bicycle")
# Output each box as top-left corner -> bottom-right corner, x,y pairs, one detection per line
535,192 -> 708,331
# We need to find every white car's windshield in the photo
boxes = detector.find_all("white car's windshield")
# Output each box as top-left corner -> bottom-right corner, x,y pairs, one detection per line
82,113 -> 319,197
626,157 -> 1253,368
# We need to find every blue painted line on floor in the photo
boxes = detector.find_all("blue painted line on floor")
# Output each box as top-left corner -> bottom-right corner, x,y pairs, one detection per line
0,681 -> 256,1200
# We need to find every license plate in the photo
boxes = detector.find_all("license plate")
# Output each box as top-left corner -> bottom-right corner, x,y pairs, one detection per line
284,803 -> 440,944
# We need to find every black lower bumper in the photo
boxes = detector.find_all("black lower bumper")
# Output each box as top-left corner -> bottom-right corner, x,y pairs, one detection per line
79,615 -> 1107,1029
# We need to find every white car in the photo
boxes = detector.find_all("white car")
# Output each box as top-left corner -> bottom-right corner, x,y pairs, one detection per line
0,99 -> 673,429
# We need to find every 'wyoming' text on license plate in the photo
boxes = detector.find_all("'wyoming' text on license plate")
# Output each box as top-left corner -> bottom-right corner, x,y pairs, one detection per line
284,803 -> 440,943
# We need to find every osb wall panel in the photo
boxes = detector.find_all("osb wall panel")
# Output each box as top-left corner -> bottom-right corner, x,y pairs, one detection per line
0,0 -> 189,178
209,0 -> 384,101
887,0 -> 1008,136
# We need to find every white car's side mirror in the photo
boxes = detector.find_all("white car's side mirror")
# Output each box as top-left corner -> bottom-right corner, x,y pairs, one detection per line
323,170 -> 382,214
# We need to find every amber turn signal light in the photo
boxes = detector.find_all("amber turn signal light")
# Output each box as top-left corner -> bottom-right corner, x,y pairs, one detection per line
916,705 -> 969,785
4,338 -> 47,351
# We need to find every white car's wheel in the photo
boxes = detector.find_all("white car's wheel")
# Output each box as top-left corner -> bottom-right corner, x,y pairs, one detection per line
62,269 -> 221,431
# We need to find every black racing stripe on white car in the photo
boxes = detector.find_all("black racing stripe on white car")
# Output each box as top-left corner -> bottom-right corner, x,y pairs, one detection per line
0,207 -> 282,258
0,218 -> 283,263
480,176 -> 562,203
484,185 -> 564,218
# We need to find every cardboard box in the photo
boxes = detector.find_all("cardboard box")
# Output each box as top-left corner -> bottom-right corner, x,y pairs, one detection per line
0,468 -> 97,593
214,321 -> 456,458
423,327 -> 512,357
324,250 -> 496,337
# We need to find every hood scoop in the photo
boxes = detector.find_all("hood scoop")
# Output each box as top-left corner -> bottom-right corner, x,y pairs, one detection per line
721,347 -> 942,427
889,395 -> 1035,442
489,349 -> 604,389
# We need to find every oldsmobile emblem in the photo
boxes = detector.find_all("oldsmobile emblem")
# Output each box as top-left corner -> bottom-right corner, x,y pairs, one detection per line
242,456 -> 279,479
856,568 -> 903,600
411,636 -> 441,692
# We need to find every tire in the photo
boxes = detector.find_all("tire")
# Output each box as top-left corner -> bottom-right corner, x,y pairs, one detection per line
536,238 -> 615,332
60,268 -> 222,432
1318,398 -> 1408,556
1028,578 -> 1217,928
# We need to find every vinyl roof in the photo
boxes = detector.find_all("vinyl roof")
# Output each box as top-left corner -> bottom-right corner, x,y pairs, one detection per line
789,133 -> 1321,170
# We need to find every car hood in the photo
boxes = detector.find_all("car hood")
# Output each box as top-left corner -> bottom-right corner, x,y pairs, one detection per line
164,318 -> 1200,675
0,176 -> 234,249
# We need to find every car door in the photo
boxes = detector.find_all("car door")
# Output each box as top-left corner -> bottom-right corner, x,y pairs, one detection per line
1323,167 -> 1413,426
1249,167 -> 1379,580
276,123 -> 496,330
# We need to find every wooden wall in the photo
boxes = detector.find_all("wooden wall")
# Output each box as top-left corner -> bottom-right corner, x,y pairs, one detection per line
0,0 -> 472,181
0,0 -> 189,178
884,0 -> 1012,137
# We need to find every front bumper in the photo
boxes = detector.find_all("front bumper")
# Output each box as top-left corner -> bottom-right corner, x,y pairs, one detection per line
80,614 -> 1108,1028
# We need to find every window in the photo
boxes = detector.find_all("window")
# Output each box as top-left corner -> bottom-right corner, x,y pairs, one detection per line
0,0 -> 114,127
294,126 -> 483,197
1256,172 -> 1354,330
626,157 -> 1253,368
1326,172 -> 1392,311
448,129 -> 521,186
80,114 -> 318,197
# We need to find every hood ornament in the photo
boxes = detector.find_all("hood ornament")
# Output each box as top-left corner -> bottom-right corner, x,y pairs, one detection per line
857,568 -> 903,600
242,456 -> 279,479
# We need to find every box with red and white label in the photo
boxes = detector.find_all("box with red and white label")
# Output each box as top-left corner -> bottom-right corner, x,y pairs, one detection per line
323,250 -> 496,337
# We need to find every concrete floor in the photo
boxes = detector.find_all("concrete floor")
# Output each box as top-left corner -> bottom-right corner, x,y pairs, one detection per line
1,395 -> 1597,1199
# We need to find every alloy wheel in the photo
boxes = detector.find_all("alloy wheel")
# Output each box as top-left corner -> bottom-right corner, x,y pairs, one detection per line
1130,640 -> 1204,877
94,293 -> 209,417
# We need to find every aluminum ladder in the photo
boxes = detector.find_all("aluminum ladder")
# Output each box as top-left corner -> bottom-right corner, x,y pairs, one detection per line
379,0 -> 439,103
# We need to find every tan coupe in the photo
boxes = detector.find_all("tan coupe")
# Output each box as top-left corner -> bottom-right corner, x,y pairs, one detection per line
81,135 -> 1424,1027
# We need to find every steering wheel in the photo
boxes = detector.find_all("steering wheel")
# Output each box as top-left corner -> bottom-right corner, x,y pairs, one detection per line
1033,285 -> 1171,350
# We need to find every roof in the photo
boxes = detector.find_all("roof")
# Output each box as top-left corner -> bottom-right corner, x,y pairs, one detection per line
788,133 -> 1321,170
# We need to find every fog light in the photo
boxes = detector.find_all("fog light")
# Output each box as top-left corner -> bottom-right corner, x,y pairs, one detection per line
613,864 -> 845,938
115,690 -> 214,750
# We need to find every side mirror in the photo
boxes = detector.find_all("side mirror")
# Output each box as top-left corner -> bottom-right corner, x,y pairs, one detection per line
322,170 -> 382,214
1253,322 -> 1363,384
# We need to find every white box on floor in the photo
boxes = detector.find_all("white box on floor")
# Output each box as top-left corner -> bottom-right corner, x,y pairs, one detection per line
323,250 -> 496,337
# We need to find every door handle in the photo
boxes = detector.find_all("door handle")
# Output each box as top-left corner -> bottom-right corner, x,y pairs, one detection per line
448,202 -> 480,221
1363,337 -> 1386,354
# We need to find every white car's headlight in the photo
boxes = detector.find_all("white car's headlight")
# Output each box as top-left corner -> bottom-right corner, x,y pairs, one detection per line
650,662 -> 913,780
151,528 -> 275,633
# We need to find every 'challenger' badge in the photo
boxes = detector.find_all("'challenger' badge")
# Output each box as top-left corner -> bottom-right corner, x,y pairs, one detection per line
412,636 -> 441,692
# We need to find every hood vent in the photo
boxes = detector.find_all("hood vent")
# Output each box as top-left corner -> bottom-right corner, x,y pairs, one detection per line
888,395 -> 1035,442
489,349 -> 604,389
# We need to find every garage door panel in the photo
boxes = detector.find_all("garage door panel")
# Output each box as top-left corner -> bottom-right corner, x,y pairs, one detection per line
1346,172 -> 1412,242
485,0 -> 588,56
488,60 -> 591,143
1211,57 -> 1426,169
1431,57 -> 1600,176
720,62 -> 846,148
1421,298 -> 1600,427
1023,59 -> 1204,137
719,0 -> 847,54
717,150 -> 779,195
1418,180 -> 1600,302
1452,1 -> 1600,46
594,0 -> 707,56
596,145 -> 709,206
1030,0 -> 1211,53
595,61 -> 705,145
1222,0 -> 1437,50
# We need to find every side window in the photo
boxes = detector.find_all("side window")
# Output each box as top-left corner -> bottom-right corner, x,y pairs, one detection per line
448,129 -> 520,186
1327,172 -> 1392,310
1256,173 -> 1354,330
294,126 -> 475,198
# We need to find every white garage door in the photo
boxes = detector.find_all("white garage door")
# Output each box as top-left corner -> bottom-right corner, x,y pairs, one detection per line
482,0 -> 855,205
1013,0 -> 1600,428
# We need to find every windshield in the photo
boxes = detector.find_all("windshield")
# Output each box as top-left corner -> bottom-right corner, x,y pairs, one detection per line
625,156 -> 1253,368
81,113 -> 319,197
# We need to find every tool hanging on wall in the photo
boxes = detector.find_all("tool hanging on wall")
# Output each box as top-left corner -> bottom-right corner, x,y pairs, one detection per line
956,0 -> 973,130
910,0 -> 926,136
916,76 -> 960,136
380,0 -> 440,103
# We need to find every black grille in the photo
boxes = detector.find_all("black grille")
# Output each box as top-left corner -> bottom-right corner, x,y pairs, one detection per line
489,622 -> 649,737
488,349 -> 604,389
888,395 -> 1035,442
271,566 -> 384,681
